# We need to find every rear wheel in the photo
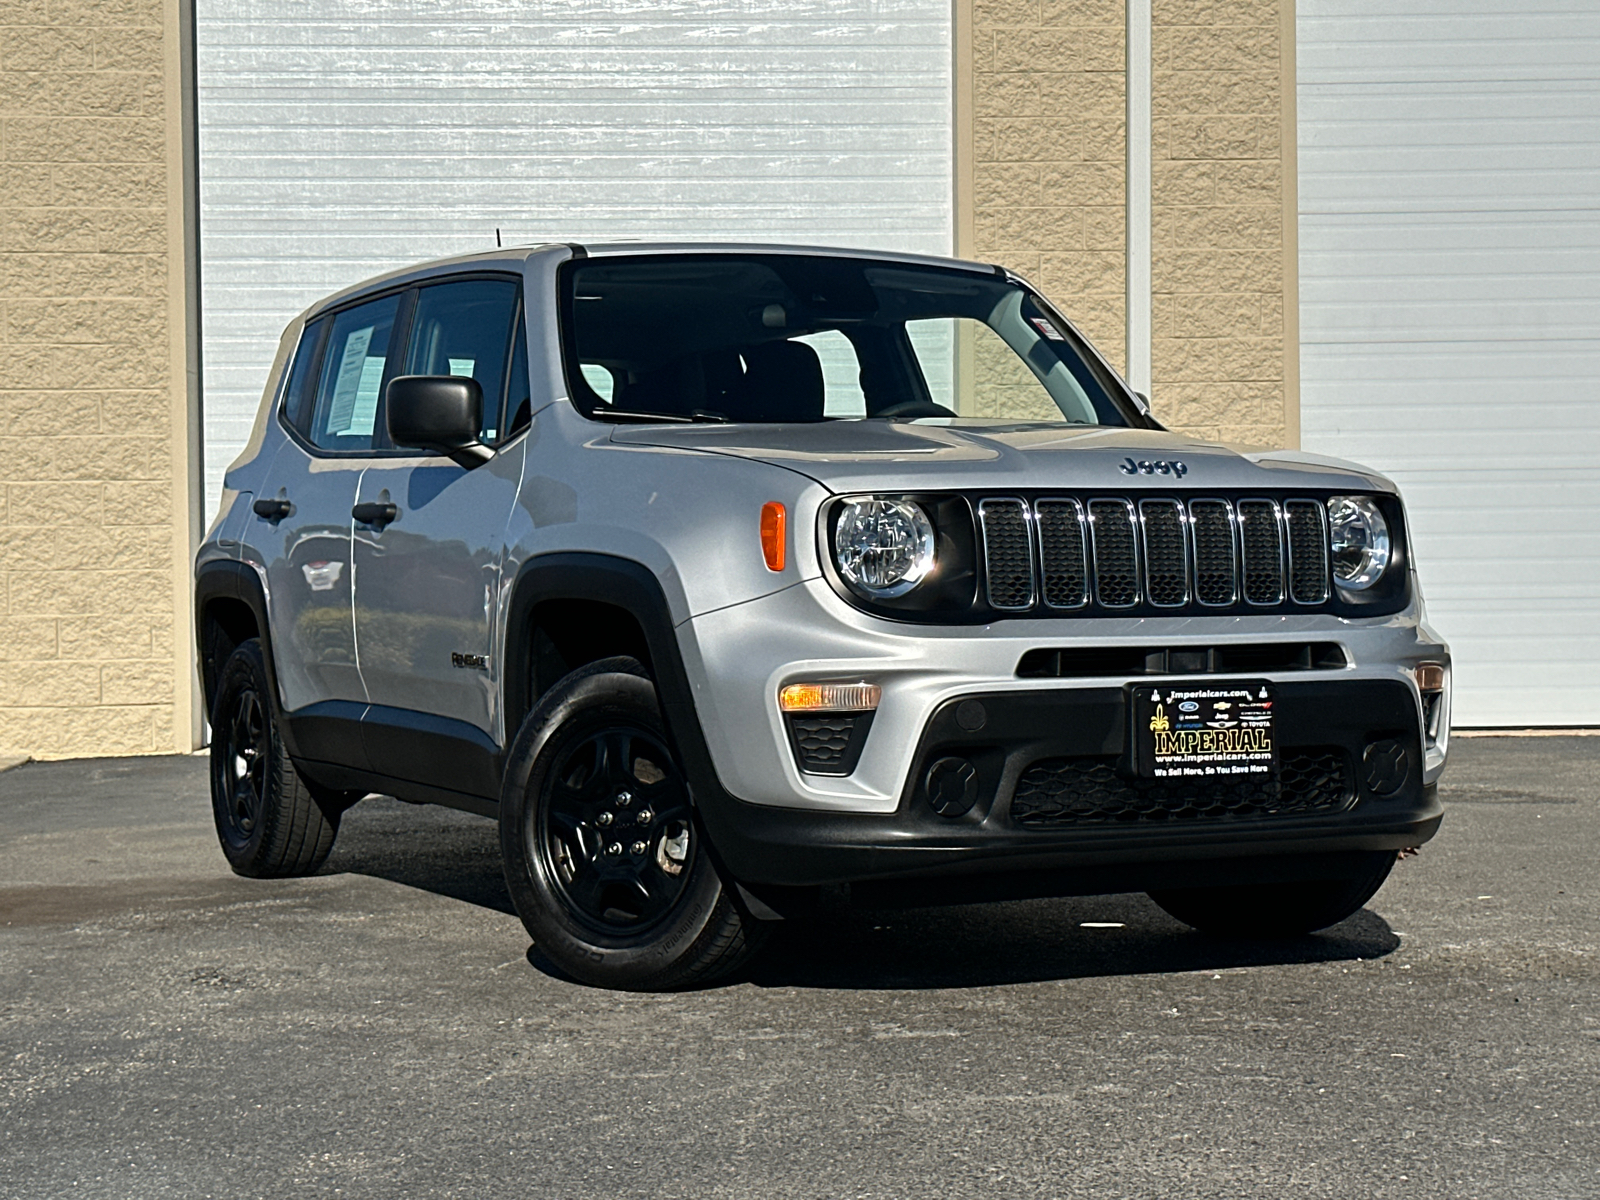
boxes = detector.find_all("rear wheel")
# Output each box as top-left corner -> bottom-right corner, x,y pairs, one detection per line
209,639 -> 346,877
499,657 -> 764,990
1148,851 -> 1398,937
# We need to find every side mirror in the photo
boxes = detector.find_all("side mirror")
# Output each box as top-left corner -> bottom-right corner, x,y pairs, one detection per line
385,375 -> 494,467
1132,390 -> 1165,430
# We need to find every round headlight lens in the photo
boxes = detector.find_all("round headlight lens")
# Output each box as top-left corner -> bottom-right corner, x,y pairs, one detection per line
834,498 -> 936,598
1327,495 -> 1391,590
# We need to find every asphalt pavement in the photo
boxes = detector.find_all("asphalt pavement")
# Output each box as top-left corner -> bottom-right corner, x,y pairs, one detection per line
1,737 -> 1596,1199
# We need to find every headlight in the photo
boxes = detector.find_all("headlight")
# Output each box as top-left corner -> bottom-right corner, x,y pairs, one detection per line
834,498 -> 936,598
1327,495 -> 1391,590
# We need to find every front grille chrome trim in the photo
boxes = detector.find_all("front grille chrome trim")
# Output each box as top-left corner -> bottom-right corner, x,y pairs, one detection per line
1034,498 -> 1090,609
1284,498 -> 1331,605
1136,498 -> 1190,608
1236,497 -> 1286,606
1087,498 -> 1141,608
1187,497 -> 1239,607
977,497 -> 1036,610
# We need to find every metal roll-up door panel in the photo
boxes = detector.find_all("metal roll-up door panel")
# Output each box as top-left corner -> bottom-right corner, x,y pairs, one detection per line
197,2 -> 953,514
1299,1 -> 1600,725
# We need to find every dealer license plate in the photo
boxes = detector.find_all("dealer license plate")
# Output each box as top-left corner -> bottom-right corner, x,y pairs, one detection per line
1132,681 -> 1277,780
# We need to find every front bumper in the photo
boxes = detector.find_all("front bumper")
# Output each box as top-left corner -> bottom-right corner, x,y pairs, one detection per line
674,578 -> 1449,894
695,677 -> 1443,893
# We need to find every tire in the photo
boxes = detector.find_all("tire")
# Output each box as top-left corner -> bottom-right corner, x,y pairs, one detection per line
209,638 -> 343,878
1147,851 -> 1398,937
499,657 -> 765,990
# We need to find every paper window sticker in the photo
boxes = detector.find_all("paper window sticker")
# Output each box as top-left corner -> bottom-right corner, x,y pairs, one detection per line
326,326 -> 375,434
448,358 -> 475,377
348,355 -> 386,435
1029,317 -> 1065,341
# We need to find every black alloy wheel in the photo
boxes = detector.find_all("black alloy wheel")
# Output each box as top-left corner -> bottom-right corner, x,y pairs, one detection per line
207,638 -> 344,878
536,724 -> 696,933
498,657 -> 765,990
217,685 -> 270,849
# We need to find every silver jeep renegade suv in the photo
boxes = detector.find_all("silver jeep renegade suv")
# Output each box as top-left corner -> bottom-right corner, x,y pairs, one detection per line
195,243 -> 1451,989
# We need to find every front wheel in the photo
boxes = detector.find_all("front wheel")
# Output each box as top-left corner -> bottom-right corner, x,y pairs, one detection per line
209,638 -> 346,878
1148,851 -> 1398,937
498,657 -> 764,990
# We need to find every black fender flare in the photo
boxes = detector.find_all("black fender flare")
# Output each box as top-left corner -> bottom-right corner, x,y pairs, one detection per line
194,559 -> 301,759
501,552 -> 734,824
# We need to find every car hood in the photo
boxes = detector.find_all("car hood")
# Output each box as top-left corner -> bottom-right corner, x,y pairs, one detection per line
608,422 -> 1395,494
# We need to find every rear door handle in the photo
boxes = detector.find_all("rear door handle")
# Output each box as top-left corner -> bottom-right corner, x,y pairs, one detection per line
352,501 -> 399,528
252,497 -> 291,520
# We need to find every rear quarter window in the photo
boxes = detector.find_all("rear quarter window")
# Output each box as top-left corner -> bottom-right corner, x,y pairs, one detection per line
280,317 -> 326,434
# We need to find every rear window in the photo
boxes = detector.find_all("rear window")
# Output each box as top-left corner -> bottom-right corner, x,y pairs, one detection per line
558,254 -> 1135,427
303,293 -> 402,453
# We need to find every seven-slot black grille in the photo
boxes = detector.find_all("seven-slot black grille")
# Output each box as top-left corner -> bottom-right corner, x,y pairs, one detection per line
979,496 -> 1336,617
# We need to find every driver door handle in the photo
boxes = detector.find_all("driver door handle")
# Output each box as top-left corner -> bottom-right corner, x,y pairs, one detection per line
352,501 -> 399,528
252,497 -> 291,520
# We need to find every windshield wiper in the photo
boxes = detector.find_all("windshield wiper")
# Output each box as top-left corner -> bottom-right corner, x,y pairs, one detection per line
592,408 -> 730,425
593,409 -> 694,424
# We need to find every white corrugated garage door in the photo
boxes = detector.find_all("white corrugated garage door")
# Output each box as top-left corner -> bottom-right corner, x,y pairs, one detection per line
1298,1 -> 1600,726
197,0 -> 952,514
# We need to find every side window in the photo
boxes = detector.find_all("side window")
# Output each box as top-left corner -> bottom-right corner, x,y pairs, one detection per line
306,294 -> 402,452
403,279 -> 520,442
280,316 -> 326,435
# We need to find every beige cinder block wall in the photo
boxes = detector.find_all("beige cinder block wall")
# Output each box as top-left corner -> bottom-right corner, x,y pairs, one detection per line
959,0 -> 1129,370
0,0 -> 200,759
1151,0 -> 1297,445
956,0 -> 1297,443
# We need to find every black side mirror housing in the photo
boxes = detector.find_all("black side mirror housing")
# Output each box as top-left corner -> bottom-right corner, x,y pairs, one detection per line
1132,390 -> 1165,430
385,375 -> 494,467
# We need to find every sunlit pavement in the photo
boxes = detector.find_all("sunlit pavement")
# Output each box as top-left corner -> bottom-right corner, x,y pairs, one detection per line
1,738 -> 1595,1199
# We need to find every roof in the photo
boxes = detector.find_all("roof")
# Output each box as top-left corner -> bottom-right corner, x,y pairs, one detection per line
296,241 -> 1000,324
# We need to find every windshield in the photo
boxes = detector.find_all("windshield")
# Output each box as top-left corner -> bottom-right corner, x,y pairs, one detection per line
558,254 -> 1139,427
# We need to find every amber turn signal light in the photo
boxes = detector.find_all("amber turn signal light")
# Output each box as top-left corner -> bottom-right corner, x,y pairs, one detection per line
778,682 -> 882,713
1414,662 -> 1446,692
760,502 -> 786,572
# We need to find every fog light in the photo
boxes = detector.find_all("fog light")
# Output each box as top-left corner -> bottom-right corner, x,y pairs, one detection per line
779,682 -> 881,713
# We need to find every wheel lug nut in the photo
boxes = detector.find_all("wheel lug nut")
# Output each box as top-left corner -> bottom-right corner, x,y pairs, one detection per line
606,842 -> 623,856
596,811 -> 614,826
630,841 -> 647,856
615,791 -> 634,808
635,808 -> 653,825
